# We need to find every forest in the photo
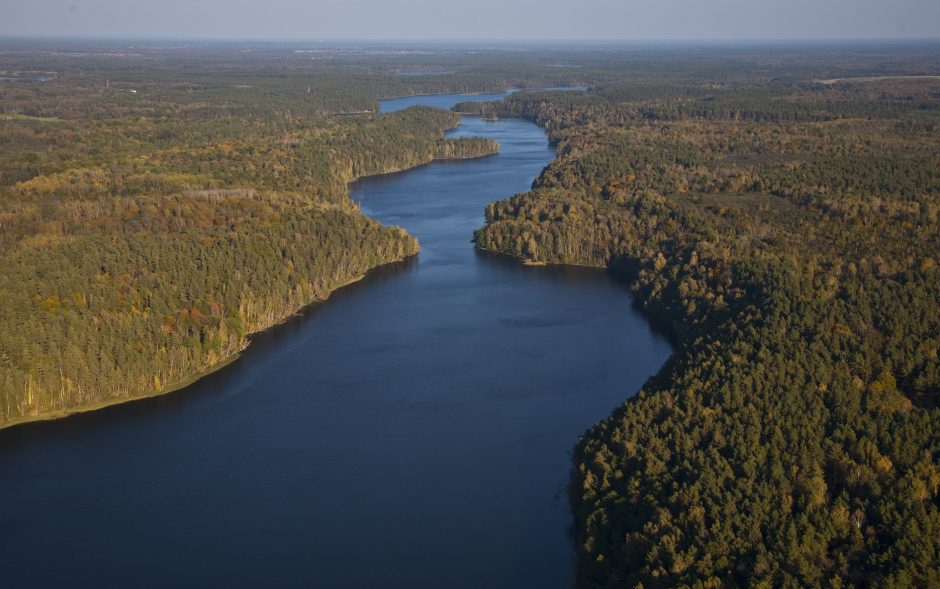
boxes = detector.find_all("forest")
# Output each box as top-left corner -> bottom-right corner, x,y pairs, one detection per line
469,60 -> 940,586
0,46 -> 512,425
2,40 -> 939,587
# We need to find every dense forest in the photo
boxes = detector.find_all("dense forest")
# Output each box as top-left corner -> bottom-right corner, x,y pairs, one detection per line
468,64 -> 940,586
0,48 -> 513,426
3,40 -> 940,587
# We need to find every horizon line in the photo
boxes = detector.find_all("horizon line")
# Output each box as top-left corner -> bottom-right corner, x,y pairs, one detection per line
2,34 -> 940,45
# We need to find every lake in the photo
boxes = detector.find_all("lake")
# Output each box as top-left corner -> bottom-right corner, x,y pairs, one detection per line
0,92 -> 670,588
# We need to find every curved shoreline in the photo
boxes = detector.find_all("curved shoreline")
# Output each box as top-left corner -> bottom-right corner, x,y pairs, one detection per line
0,266 -> 395,431
376,86 -> 587,112
0,97 -> 547,434
0,99 -> 674,589
0,116 -> 505,431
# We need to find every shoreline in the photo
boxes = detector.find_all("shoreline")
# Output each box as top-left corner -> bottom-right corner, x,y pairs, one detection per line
377,87 -> 515,102
0,267 -> 402,432
345,137 -> 499,188
0,96 -> 515,432
474,244 -> 605,270
375,85 -> 587,112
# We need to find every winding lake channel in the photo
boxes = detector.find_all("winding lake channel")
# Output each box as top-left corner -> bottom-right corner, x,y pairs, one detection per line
0,91 -> 671,588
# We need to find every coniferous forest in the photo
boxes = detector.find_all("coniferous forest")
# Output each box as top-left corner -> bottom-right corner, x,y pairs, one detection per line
467,57 -> 940,587
2,40 -> 939,587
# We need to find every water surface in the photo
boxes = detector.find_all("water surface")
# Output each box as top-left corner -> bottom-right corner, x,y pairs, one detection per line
379,90 -> 516,112
378,86 -> 586,113
0,94 -> 670,588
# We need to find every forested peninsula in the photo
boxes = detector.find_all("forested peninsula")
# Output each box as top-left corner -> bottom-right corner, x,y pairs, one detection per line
465,66 -> 940,586
0,53 -> 504,427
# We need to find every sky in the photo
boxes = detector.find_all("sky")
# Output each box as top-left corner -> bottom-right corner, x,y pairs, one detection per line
4,0 -> 939,41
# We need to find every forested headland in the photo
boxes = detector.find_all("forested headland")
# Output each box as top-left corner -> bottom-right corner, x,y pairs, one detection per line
467,50 -> 940,587
0,46 -> 515,427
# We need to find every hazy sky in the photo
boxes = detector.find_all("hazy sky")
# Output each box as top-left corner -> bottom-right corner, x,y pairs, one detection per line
4,0 -> 939,40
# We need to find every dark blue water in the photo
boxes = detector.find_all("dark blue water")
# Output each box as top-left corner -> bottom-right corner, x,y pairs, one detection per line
0,95 -> 670,588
